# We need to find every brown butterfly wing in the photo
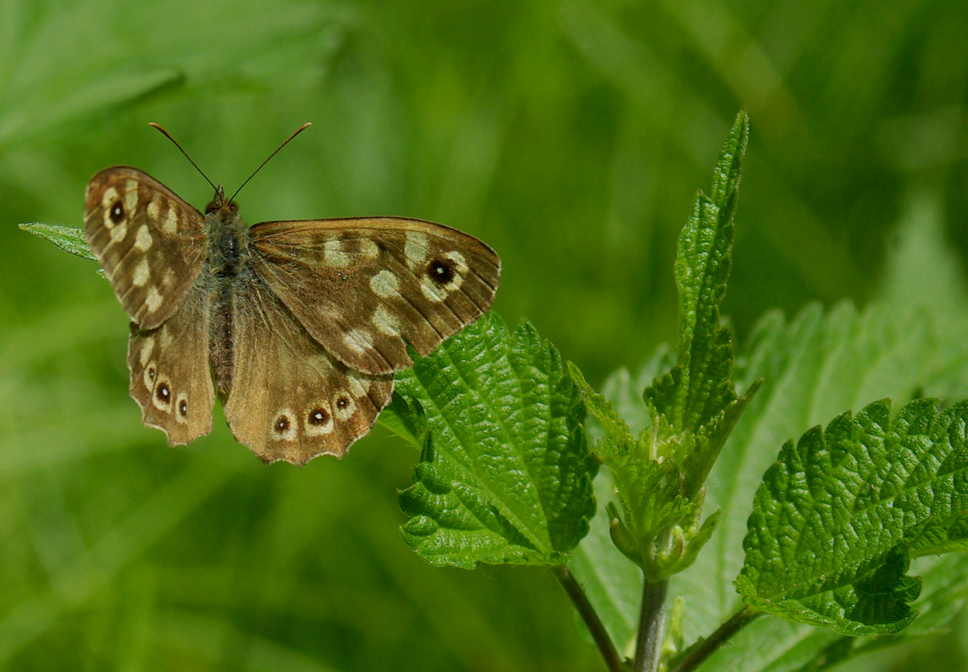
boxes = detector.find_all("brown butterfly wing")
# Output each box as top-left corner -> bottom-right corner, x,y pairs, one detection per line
127,278 -> 215,445
249,217 -> 500,376
223,274 -> 393,464
84,167 -> 208,330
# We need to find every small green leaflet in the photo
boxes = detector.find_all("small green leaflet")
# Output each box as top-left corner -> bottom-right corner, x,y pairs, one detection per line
646,111 -> 745,429
19,223 -> 96,261
643,111 -> 758,499
389,312 -> 598,568
568,112 -> 756,581
738,397 -> 968,636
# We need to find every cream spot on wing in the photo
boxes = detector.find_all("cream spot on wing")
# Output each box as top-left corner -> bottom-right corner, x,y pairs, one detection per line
163,207 -> 179,235
152,377 -> 173,411
145,287 -> 163,313
133,258 -> 151,287
147,199 -> 160,221
360,238 -> 379,259
405,232 -> 429,270
444,250 -> 468,277
324,238 -> 351,267
138,336 -> 156,367
142,361 -> 157,390
124,181 -> 139,211
134,225 -> 153,251
333,391 -> 357,421
162,269 -> 176,287
101,187 -> 119,212
272,409 -> 298,441
420,277 -> 448,302
343,328 -> 374,355
159,324 -> 174,349
108,222 -> 128,244
175,393 -> 189,424
347,372 -> 372,397
304,402 -> 335,436
370,270 -> 400,299
372,305 -> 399,336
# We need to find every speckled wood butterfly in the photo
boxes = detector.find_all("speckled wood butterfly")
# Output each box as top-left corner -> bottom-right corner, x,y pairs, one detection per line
84,127 -> 499,464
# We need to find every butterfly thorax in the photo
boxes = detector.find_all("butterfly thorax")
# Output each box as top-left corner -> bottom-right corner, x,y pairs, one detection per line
205,186 -> 250,278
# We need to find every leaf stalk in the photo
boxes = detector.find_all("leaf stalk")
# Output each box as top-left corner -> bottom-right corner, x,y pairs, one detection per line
633,577 -> 668,672
553,565 -> 625,672
670,606 -> 761,672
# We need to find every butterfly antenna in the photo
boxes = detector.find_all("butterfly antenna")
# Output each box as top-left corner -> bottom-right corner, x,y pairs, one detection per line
148,123 -> 218,194
229,122 -> 312,202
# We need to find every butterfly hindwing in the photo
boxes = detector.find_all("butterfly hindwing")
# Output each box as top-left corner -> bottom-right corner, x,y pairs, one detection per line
84,167 -> 208,330
223,274 -> 394,464
127,277 -> 216,445
249,217 -> 501,376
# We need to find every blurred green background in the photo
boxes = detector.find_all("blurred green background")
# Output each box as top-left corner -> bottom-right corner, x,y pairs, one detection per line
3,0 -> 968,669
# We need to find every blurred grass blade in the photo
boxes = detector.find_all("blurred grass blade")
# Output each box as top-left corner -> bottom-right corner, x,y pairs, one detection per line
0,70 -> 183,146
0,455 -> 243,663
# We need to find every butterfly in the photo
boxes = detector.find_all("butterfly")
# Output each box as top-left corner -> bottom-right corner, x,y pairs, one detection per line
83,138 -> 499,465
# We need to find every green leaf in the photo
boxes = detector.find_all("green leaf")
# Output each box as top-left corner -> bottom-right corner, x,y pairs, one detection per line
378,392 -> 426,448
396,313 -> 598,568
566,350 -> 680,654
597,345 -> 675,439
18,223 -> 96,261
571,359 -> 706,577
646,111 -> 748,440
738,397 -> 968,635
568,361 -> 633,461
640,112 -> 755,502
672,299 -> 968,647
564,115 -> 754,582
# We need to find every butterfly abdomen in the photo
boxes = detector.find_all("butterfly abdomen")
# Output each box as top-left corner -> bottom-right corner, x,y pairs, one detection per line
207,205 -> 250,401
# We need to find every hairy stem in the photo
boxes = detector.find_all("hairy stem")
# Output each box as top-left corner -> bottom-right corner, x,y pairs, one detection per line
553,565 -> 624,672
671,606 -> 761,672
634,578 -> 668,672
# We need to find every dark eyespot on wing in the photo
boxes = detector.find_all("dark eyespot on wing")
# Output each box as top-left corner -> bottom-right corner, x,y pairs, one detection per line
428,258 -> 455,285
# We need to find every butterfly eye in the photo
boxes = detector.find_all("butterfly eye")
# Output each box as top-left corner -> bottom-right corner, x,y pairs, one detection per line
428,259 -> 455,285
109,201 -> 125,224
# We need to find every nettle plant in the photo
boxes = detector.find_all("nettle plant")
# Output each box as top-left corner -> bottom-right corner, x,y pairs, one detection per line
24,112 -> 968,672
382,112 -> 968,672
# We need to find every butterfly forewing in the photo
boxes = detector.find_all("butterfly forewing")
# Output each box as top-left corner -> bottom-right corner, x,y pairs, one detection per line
84,167 -> 208,330
224,276 -> 393,464
127,278 -> 216,445
249,217 -> 501,376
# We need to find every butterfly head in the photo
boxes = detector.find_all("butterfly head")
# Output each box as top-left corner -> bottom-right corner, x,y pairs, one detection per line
204,184 -> 239,217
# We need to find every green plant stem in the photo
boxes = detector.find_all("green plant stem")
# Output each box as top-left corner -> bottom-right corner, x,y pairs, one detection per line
634,578 -> 668,672
671,606 -> 762,672
553,565 -> 624,672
